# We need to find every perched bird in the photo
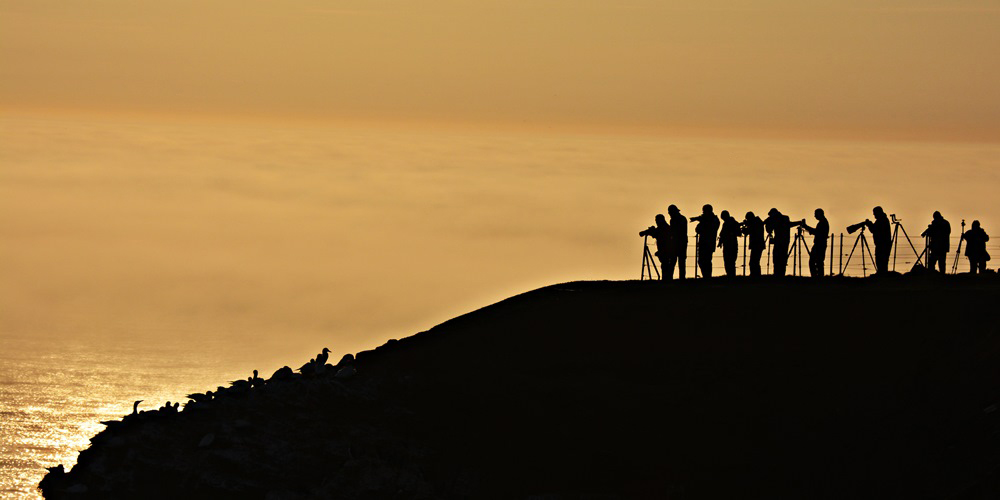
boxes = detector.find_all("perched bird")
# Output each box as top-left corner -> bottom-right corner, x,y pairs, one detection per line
299,347 -> 332,375
316,347 -> 331,366
186,391 -> 213,404
132,400 -> 143,415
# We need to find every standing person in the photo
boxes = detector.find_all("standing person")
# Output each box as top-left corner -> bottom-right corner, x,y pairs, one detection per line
691,204 -> 720,278
963,220 -> 990,274
742,211 -> 766,277
666,205 -> 688,280
802,208 -> 830,277
640,214 -> 672,280
863,206 -> 892,274
717,210 -> 741,277
920,211 -> 951,273
764,208 -> 803,277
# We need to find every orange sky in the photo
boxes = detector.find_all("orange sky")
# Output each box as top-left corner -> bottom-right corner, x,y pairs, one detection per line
2,0 -> 999,140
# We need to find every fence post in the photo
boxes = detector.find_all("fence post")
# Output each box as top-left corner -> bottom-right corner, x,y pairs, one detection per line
839,233 -> 844,275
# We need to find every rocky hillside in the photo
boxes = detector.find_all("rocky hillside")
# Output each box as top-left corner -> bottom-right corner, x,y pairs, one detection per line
41,275 -> 1000,499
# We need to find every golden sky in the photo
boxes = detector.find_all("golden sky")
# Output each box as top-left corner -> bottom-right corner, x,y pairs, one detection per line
2,0 -> 999,139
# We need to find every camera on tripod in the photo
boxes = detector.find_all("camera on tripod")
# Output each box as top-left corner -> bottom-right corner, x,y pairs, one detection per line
847,220 -> 868,234
639,226 -> 656,238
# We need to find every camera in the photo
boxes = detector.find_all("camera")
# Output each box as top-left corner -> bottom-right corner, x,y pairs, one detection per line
639,226 -> 656,237
846,221 -> 867,234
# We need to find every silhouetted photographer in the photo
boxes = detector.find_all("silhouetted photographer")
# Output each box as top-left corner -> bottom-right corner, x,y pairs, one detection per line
962,220 -> 990,274
764,208 -> 802,277
801,208 -> 830,277
718,210 -> 740,277
666,205 -> 688,279
863,207 -> 892,274
920,211 -> 951,273
691,204 -> 720,278
640,214 -> 671,279
741,211 -> 766,276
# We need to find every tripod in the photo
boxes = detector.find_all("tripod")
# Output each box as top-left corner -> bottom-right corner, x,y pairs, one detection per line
841,226 -> 876,277
640,235 -> 660,280
889,215 -> 923,272
951,219 -> 966,274
788,226 -> 812,276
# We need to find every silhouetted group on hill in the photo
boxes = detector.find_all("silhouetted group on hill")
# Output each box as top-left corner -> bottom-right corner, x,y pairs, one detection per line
642,205 -> 991,279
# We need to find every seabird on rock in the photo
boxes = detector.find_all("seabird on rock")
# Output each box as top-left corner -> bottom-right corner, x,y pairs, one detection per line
132,400 -> 143,415
316,347 -> 331,366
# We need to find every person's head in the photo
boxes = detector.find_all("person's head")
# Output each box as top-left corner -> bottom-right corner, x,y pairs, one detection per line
973,220 -> 981,229
873,206 -> 885,218
768,208 -> 779,217
814,208 -> 825,220
721,210 -> 730,220
703,204 -> 713,214
745,211 -> 755,220
668,204 -> 679,215
655,214 -> 667,226
933,211 -> 942,221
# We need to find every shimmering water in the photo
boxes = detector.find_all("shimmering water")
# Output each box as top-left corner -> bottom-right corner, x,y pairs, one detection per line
0,334 -> 285,498
2,113 -> 998,496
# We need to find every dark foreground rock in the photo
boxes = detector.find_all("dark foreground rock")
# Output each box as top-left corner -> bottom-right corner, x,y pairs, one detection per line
41,276 -> 1000,499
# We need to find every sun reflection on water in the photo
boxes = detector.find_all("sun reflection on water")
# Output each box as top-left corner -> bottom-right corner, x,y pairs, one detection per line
0,334 -> 267,498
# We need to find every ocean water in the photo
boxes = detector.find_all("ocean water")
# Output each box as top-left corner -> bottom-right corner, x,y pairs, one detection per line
2,114 -> 999,497
0,334 -> 287,498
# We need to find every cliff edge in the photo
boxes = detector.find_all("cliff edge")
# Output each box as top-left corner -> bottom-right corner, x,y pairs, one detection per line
41,276 -> 1000,499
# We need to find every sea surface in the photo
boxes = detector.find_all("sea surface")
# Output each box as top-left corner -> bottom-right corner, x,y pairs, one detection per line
2,114 -> 999,497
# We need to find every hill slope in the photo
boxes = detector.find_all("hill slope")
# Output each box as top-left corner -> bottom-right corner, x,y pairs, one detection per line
41,276 -> 1000,499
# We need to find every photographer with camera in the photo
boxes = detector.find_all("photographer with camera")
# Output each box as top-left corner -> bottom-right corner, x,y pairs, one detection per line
801,208 -> 830,277
742,211 -> 766,276
764,208 -> 803,277
639,214 -> 671,279
920,211 -> 951,273
666,205 -> 688,279
691,204 -> 720,278
863,206 -> 892,274
962,220 -> 990,274
718,210 -> 740,277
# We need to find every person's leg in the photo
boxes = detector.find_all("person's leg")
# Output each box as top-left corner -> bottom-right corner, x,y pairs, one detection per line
658,257 -> 669,281
877,247 -> 890,274
938,252 -> 947,273
664,255 -> 676,280
810,243 -> 825,277
773,247 -> 787,277
677,255 -> 686,279
725,248 -> 737,277
969,257 -> 977,274
750,248 -> 762,276
700,251 -> 713,278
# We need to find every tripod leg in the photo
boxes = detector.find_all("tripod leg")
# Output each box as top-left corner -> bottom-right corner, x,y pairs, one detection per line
899,225 -> 921,265
842,233 -> 863,276
864,235 -> 877,275
647,246 -> 661,279
892,224 -> 899,271
641,236 -> 648,280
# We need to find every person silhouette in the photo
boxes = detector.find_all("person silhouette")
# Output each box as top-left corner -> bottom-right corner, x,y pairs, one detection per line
963,220 -> 990,274
742,211 -> 766,277
641,214 -> 672,280
717,210 -> 740,277
863,206 -> 892,274
764,208 -> 803,277
920,211 -> 951,273
801,208 -> 830,277
691,204 -> 720,278
666,205 -> 688,279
